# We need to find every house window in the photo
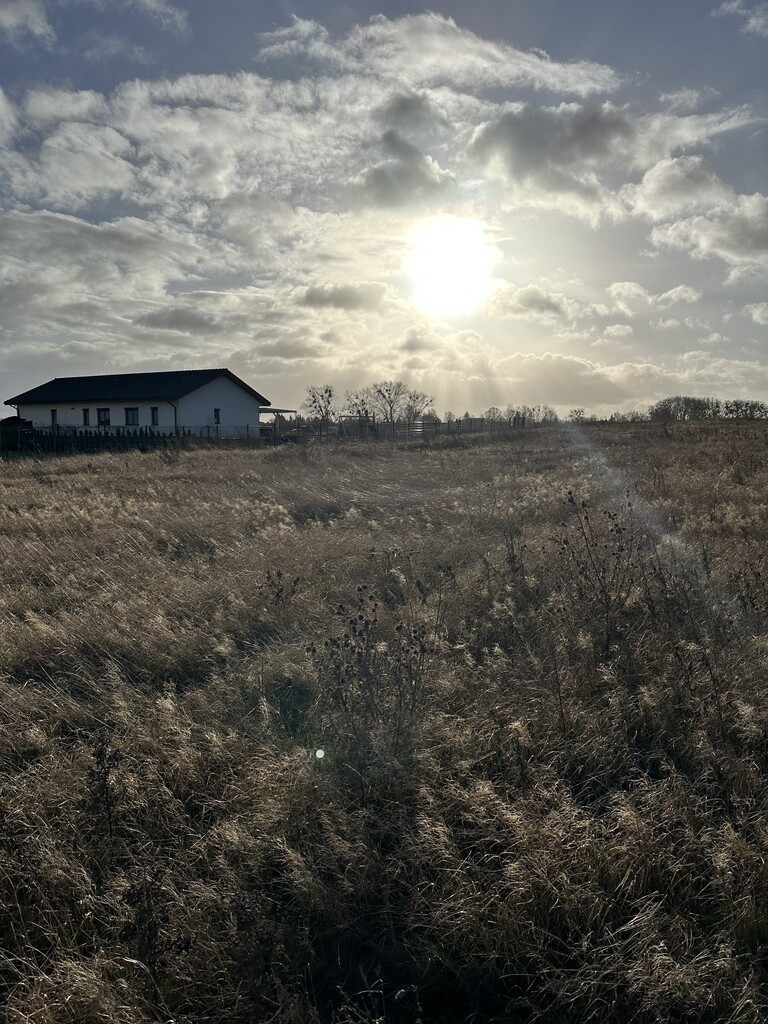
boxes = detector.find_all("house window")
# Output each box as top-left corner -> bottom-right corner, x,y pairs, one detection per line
213,408 -> 220,425
97,408 -> 110,427
82,409 -> 90,427
50,410 -> 57,428
125,408 -> 139,426
150,407 -> 159,426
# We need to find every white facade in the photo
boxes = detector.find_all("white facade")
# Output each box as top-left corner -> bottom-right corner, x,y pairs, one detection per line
16,375 -> 263,436
176,377 -> 262,432
17,400 -> 176,431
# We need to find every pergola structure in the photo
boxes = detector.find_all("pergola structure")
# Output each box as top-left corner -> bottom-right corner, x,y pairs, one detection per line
258,407 -> 299,441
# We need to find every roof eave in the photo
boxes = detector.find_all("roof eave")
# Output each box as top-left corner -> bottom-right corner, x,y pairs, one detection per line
8,393 -> 189,404
6,369 -> 271,407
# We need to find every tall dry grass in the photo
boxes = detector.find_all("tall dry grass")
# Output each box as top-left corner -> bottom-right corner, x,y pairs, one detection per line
2,423 -> 768,1022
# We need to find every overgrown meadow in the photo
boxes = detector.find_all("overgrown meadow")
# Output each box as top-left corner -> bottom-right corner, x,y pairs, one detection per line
2,424 -> 768,1023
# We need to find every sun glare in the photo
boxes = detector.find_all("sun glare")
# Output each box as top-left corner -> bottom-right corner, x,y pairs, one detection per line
405,217 -> 498,317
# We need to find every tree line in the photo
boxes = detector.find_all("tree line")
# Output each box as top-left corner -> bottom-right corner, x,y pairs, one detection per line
305,381 -> 561,437
305,381 -> 436,439
577,396 -> 768,424
646,396 -> 768,421
305,383 -> 768,435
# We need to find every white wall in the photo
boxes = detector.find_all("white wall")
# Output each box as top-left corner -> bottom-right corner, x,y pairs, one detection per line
15,376 -> 264,434
177,376 -> 262,432
16,401 -> 176,429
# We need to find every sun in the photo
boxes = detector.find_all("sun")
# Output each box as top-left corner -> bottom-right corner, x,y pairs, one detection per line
405,217 -> 498,317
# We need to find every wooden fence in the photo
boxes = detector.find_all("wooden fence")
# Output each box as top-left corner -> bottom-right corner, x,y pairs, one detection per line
274,415 -> 530,442
0,423 -> 265,456
0,414 -> 531,457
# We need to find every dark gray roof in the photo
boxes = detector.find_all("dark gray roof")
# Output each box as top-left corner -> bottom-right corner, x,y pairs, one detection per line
5,369 -> 270,407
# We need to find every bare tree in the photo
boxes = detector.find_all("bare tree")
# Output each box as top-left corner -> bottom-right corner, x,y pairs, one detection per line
304,384 -> 337,440
345,387 -> 375,419
403,389 -> 434,433
648,396 -> 720,422
371,380 -> 409,439
344,387 -> 376,439
723,399 -> 768,419
534,404 -> 559,424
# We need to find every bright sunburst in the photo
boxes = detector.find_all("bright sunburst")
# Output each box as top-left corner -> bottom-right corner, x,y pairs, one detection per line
405,217 -> 498,317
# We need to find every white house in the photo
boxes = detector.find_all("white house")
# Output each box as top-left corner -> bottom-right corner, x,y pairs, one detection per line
4,369 -> 270,437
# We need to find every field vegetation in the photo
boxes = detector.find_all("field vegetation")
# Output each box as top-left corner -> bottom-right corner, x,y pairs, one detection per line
2,422 -> 768,1022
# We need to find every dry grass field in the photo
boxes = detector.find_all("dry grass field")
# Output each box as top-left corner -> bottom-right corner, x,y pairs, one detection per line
2,423 -> 768,1023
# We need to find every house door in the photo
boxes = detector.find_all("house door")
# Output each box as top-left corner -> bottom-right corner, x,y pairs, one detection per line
50,410 -> 57,430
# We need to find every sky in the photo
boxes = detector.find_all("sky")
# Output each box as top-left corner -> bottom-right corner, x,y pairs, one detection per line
0,0 -> 767,416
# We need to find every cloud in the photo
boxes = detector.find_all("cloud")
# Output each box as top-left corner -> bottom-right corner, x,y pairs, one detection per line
488,283 -> 605,323
713,1 -> 768,37
651,193 -> 768,272
744,302 -> 768,323
2,49 -> 752,230
375,89 -> 449,132
257,14 -> 621,97
0,11 -> 765,411
497,349 -> 768,411
82,31 -> 154,65
62,0 -> 188,33
128,0 -> 187,32
623,156 -> 733,221
606,282 -> 652,315
470,103 -> 633,221
400,325 -> 443,352
413,342 -> 763,413
299,282 -> 387,310
660,284 -> 704,305
469,103 -> 754,223
0,0 -> 54,45
134,307 -> 225,334
591,336 -> 631,350
472,103 -> 635,176
36,123 -> 135,207
0,87 -> 18,143
650,318 -> 681,331
659,87 -> 720,114
355,129 -> 454,207
256,336 -> 328,360
52,73 -> 403,213
629,107 -> 755,168
684,316 -> 712,330
24,88 -> 109,125
490,280 -> 700,329
0,208 -> 225,335
606,281 -> 702,316
495,351 -> 639,406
